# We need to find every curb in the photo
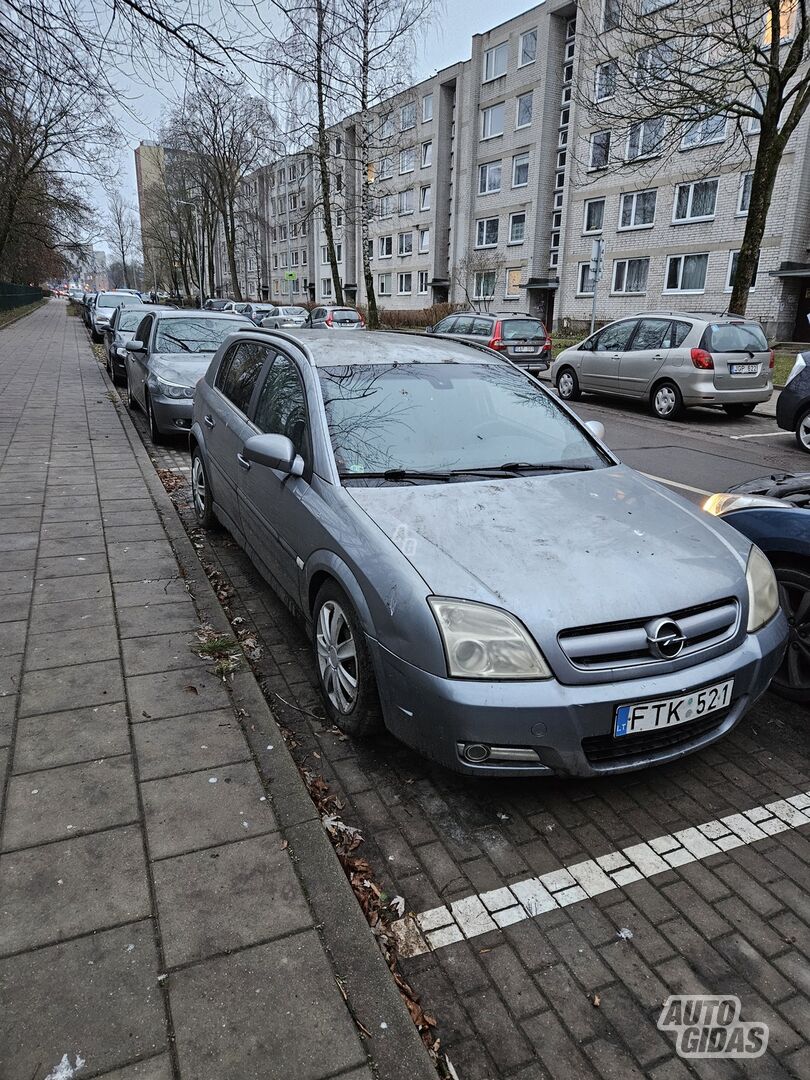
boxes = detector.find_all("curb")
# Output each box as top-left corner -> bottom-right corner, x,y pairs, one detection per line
95,353 -> 437,1080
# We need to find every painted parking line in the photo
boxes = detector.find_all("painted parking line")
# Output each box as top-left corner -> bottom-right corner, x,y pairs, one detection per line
390,791 -> 810,957
643,473 -> 711,497
729,431 -> 789,440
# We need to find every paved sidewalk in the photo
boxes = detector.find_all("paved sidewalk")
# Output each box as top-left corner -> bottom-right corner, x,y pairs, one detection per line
0,303 -> 434,1080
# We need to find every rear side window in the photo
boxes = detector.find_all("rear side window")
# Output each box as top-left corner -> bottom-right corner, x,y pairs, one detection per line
701,322 -> 768,353
502,319 -> 545,341
252,355 -> 309,461
453,317 -> 474,334
216,342 -> 268,414
470,317 -> 491,336
668,321 -> 691,348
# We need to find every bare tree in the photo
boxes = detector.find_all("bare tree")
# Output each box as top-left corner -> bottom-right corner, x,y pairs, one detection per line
452,250 -> 505,311
578,0 -> 809,315
105,192 -> 139,289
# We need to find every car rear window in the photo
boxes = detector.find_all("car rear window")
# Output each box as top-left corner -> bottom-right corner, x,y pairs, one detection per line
332,309 -> 361,322
701,323 -> 768,353
502,319 -> 546,341
97,293 -> 143,307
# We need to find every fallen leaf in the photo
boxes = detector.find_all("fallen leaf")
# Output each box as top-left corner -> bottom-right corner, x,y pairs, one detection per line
592,993 -> 601,1007
280,839 -> 288,849
184,684 -> 198,695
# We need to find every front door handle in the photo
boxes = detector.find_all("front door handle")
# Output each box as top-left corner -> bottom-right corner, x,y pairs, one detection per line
236,452 -> 251,471
204,414 -> 215,428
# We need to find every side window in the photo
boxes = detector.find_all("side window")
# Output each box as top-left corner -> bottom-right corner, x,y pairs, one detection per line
630,318 -> 671,352
594,321 -> 637,352
252,355 -> 309,461
470,317 -> 491,337
134,315 -> 153,345
434,317 -> 456,333
453,316 -> 474,334
667,321 -> 691,348
215,342 -> 268,414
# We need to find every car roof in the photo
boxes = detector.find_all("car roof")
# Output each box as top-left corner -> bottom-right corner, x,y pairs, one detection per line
151,309 -> 250,320
632,310 -> 759,324
236,328 -> 505,367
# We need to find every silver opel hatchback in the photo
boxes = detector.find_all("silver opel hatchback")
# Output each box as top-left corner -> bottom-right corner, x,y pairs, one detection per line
190,328 -> 786,777
552,312 -> 773,419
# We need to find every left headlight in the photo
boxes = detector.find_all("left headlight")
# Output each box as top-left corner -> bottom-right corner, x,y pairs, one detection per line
153,377 -> 194,399
428,597 -> 552,680
745,545 -> 779,633
703,492 -> 786,516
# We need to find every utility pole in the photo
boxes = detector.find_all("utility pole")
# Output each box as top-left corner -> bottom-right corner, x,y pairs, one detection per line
589,238 -> 604,336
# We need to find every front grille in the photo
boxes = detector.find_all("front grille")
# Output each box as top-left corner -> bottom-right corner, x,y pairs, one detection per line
558,598 -> 739,672
582,710 -> 728,765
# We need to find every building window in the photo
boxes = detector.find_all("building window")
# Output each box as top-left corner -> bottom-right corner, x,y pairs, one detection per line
519,28 -> 537,66
764,0 -> 797,45
589,130 -> 611,169
505,268 -> 522,297
516,92 -> 533,129
664,253 -> 709,293
422,93 -> 433,122
421,141 -> 433,167
583,198 -> 605,234
635,44 -> 672,86
399,147 -> 415,173
381,113 -> 394,138
483,42 -> 508,81
511,152 -> 530,188
726,250 -> 759,292
681,112 -> 726,148
398,231 -> 413,255
400,102 -> 416,130
301,250 -> 307,265
399,189 -> 414,214
378,156 -> 393,180
509,211 -> 529,244
627,117 -> 665,160
603,0 -> 620,29
476,217 -> 499,247
280,253 -> 288,269
419,228 -> 430,253
481,102 -> 505,139
619,188 -> 657,229
738,172 -> 753,214
612,257 -> 650,294
320,246 -> 329,264
378,272 -> 392,295
478,161 -> 502,194
748,88 -> 765,134
577,262 -> 595,296
473,270 -> 497,299
335,210 -> 344,227
595,60 -> 617,101
379,235 -> 393,258
272,254 -> 278,269
420,185 -> 431,211
321,278 -> 333,296
291,251 -> 299,267
418,270 -> 429,294
673,178 -> 718,222
398,272 -> 413,295
379,194 -> 393,218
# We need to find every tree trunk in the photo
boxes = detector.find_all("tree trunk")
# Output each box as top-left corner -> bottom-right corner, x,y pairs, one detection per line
358,0 -> 379,328
729,128 -> 784,317
222,206 -> 243,300
315,0 -> 343,305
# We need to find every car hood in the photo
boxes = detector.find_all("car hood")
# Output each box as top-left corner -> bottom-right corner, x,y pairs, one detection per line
347,465 -> 751,630
148,353 -> 213,386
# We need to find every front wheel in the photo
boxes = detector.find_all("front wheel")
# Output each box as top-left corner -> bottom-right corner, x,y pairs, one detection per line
723,403 -> 757,419
145,392 -> 165,445
651,380 -> 683,420
556,366 -> 580,401
313,583 -> 382,738
772,565 -> 810,704
796,407 -> 810,453
191,450 -> 215,528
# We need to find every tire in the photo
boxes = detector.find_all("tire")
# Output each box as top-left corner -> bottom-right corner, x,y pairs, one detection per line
795,407 -> 810,454
312,582 -> 383,738
91,330 -> 102,343
723,403 -> 757,419
126,376 -> 138,412
771,565 -> 810,704
650,380 -> 684,420
145,392 -> 165,445
556,366 -> 580,401
191,449 -> 215,528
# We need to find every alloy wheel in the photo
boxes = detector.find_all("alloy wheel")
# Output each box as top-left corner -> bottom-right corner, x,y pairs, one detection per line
316,600 -> 358,713
775,575 -> 810,695
798,412 -> 810,453
192,456 -> 207,519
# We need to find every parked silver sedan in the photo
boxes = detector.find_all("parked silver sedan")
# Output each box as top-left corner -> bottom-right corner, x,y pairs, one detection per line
189,329 -> 786,777
261,305 -> 309,329
552,312 -> 773,419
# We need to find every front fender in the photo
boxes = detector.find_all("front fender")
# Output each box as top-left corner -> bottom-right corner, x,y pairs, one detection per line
302,549 -> 376,636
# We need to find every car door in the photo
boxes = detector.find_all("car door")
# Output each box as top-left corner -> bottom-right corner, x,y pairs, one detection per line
581,320 -> 638,394
238,351 -> 313,600
205,340 -> 269,535
126,314 -> 155,408
616,318 -> 673,397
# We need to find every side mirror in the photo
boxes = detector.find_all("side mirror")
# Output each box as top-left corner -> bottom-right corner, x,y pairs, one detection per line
585,420 -> 606,442
242,433 -> 304,477
424,325 -> 433,334
124,339 -> 146,353
115,346 -> 127,359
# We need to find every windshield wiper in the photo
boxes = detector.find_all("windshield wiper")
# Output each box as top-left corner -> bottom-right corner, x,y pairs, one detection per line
340,468 -> 454,482
159,334 -> 192,352
482,462 -> 596,474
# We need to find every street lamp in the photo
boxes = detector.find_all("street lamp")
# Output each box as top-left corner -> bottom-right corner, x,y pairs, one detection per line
179,200 -> 205,309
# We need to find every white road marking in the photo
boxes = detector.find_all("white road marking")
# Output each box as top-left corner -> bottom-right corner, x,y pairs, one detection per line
390,791 -> 810,957
642,473 -> 711,496
729,432 -> 789,440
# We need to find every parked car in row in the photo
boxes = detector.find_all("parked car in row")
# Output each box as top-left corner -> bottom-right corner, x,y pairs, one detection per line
705,473 -> 810,703
188,327 -> 786,777
104,304 -> 172,385
204,298 -> 233,311
552,312 -> 774,419
123,310 -> 252,442
243,304 -> 275,325
90,291 -> 145,343
776,348 -> 810,453
305,305 -> 365,329
427,312 -> 552,375
261,305 -> 309,329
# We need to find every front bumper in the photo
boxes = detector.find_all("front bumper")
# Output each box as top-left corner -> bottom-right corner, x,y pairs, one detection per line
150,395 -> 194,434
369,612 -> 787,777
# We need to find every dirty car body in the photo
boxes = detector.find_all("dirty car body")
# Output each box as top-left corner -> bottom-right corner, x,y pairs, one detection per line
190,329 -> 787,777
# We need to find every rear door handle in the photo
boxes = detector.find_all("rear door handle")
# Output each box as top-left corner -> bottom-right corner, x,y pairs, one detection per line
236,453 -> 251,471
204,415 -> 215,428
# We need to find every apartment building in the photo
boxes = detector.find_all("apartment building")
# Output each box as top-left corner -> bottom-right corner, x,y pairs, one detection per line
205,0 -> 810,339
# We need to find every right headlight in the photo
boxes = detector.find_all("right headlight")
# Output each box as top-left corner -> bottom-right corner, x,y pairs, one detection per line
428,597 -> 552,679
745,545 -> 779,633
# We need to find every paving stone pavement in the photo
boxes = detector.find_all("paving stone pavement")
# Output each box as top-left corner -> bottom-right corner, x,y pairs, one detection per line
0,303 -> 435,1080
122,336 -> 810,1078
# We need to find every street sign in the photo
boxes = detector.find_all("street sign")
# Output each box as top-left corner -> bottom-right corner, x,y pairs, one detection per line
589,238 -> 604,282
284,271 -> 296,281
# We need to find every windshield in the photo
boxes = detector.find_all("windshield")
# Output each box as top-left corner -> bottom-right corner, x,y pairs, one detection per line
155,317 -> 245,353
702,323 -> 768,353
282,307 -> 307,316
97,292 -> 143,307
502,319 -> 546,341
318,363 -> 608,479
119,310 -> 146,331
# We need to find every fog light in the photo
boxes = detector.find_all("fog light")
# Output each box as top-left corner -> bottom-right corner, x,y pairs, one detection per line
462,743 -> 490,763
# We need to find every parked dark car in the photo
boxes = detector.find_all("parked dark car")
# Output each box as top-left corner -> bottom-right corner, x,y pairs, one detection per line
428,312 -> 552,375
776,351 -> 810,453
204,298 -> 233,311
104,304 -> 171,385
705,473 -> 810,703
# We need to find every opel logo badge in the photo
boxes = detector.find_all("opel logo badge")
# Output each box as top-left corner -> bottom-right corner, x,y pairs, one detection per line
646,617 -> 686,660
